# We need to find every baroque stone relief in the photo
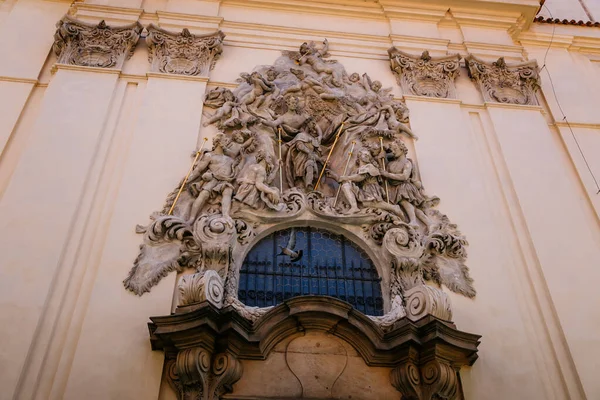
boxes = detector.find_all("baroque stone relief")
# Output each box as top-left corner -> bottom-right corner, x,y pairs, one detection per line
466,55 -> 540,105
124,39 -> 476,330
53,15 -> 142,69
388,48 -> 461,99
146,25 -> 225,76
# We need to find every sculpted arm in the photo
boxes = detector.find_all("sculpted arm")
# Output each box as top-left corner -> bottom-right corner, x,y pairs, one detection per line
188,155 -> 211,182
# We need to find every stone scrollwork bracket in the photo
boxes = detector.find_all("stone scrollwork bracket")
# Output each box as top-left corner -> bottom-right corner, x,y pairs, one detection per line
146,24 -> 225,76
53,15 -> 142,69
465,54 -> 540,105
388,48 -> 461,99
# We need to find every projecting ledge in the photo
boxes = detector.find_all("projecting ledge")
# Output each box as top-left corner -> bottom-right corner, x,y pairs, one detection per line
148,296 -> 481,400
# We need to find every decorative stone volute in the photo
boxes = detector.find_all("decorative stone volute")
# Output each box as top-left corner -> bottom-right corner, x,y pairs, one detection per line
178,270 -> 224,308
388,48 -> 461,98
146,25 -> 225,76
465,55 -> 540,105
53,15 -> 142,69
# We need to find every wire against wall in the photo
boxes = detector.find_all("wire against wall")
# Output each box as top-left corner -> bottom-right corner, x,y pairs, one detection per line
538,5 -> 600,194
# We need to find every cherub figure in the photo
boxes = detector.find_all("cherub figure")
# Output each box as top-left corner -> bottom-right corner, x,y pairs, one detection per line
202,90 -> 240,127
297,39 -> 342,87
234,150 -> 283,211
239,71 -> 274,108
284,68 -> 346,101
383,104 -> 418,140
186,134 -> 236,223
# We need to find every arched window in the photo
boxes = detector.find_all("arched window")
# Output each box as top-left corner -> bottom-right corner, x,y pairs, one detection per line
238,227 -> 384,316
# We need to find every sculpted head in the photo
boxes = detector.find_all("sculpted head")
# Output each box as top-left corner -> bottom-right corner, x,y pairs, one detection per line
388,140 -> 408,158
348,73 -> 360,83
223,90 -> 235,102
265,68 -> 278,81
212,134 -> 225,151
372,80 -> 382,92
232,130 -> 245,143
357,148 -> 372,165
285,96 -> 299,112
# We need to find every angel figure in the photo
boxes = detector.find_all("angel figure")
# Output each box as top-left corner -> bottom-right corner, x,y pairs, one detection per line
284,68 -> 345,101
239,71 -> 274,109
284,117 -> 323,190
359,73 -> 392,111
297,39 -> 342,87
383,104 -> 417,140
234,150 -> 283,211
381,140 -> 431,228
202,90 -> 240,127
186,134 -> 237,223
223,129 -> 256,159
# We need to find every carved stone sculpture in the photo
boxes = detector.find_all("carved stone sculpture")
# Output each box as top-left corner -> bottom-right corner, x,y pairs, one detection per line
125,38 -> 476,332
146,25 -> 225,76
466,55 -> 540,105
53,15 -> 142,69
178,270 -> 224,308
388,49 -> 461,98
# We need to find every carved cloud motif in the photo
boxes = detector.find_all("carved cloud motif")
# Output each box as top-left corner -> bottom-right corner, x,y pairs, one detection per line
53,15 -> 142,69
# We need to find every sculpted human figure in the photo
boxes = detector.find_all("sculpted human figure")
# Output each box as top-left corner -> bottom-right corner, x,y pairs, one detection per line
284,118 -> 323,190
331,149 -> 386,213
186,134 -> 236,223
381,140 -> 431,227
297,39 -> 342,87
258,96 -> 310,139
284,68 -> 345,101
239,71 -> 274,108
234,151 -> 283,211
203,90 -> 240,127
383,104 -> 418,140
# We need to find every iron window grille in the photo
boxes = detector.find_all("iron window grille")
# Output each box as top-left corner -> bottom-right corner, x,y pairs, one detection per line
238,227 -> 384,316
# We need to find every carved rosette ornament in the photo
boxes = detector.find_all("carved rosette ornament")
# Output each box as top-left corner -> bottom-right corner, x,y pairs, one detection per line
389,48 -> 461,98
466,55 -> 540,105
146,25 -> 225,76
53,15 -> 142,69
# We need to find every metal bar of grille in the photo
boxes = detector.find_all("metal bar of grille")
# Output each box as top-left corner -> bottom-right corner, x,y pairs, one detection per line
238,227 -> 383,316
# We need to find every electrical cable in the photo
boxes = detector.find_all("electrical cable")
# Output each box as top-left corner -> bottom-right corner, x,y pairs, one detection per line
537,5 -> 600,194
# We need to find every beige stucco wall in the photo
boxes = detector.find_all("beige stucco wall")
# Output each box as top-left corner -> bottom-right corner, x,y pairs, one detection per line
1,0 -> 600,399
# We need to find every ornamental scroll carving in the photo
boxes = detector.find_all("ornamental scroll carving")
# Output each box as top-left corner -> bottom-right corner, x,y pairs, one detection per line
53,15 -> 142,69
124,38 -> 476,331
146,25 -> 225,76
466,55 -> 540,105
388,49 -> 461,98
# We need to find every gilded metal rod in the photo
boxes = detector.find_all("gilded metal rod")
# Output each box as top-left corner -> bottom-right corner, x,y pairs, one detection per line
168,137 -> 208,216
334,141 -> 356,206
379,136 -> 390,204
315,122 -> 344,191
278,127 -> 284,191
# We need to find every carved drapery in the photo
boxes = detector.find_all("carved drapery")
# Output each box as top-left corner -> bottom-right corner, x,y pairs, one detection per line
388,48 -> 461,98
146,25 -> 225,76
53,15 -> 142,69
465,55 -> 540,105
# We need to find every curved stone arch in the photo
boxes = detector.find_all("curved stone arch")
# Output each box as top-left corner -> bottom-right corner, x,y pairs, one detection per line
230,215 -> 392,313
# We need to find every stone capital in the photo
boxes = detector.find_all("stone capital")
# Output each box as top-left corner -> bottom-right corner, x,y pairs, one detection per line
388,48 -> 461,99
53,15 -> 142,69
466,54 -> 540,105
146,25 -> 225,76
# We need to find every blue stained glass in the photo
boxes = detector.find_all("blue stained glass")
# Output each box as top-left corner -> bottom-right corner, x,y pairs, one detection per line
238,227 -> 384,316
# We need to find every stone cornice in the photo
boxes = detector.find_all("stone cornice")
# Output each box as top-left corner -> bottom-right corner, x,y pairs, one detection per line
146,71 -> 210,83
67,3 -> 143,24
0,76 -> 38,84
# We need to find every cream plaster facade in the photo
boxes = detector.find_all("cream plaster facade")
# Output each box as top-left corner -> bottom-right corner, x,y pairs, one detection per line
1,0 -> 600,399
